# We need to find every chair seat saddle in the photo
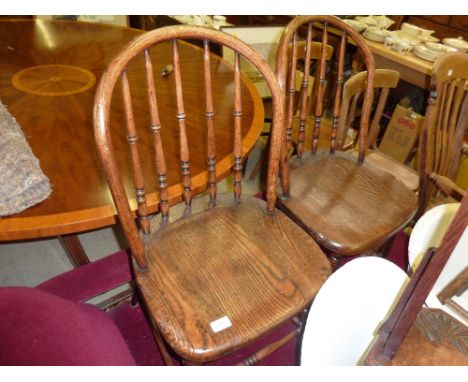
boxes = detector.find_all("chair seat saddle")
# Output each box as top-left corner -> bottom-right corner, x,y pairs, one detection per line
136,194 -> 331,363
278,151 -> 418,256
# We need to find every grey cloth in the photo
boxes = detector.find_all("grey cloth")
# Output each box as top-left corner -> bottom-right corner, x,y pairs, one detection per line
0,101 -> 51,216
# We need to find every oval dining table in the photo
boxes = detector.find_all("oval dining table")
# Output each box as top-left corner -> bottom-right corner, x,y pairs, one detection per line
0,19 -> 264,266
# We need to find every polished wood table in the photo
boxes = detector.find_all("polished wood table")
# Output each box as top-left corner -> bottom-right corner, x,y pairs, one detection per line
0,20 -> 264,265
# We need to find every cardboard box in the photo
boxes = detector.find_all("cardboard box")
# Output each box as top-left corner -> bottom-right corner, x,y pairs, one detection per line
379,105 -> 424,163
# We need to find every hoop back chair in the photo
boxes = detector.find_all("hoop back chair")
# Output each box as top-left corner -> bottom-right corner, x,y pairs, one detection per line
94,25 -> 331,365
337,69 -> 420,191
275,16 -> 418,266
416,52 -> 468,220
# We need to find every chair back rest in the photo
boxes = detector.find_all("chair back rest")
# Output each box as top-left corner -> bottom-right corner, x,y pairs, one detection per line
418,53 -> 468,215
94,26 -> 285,270
337,69 -> 400,149
300,256 -> 409,365
275,16 -> 375,195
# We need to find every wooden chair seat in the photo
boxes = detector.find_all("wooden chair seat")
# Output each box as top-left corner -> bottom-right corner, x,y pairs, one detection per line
278,151 -> 418,256
137,194 -> 331,363
389,308 -> 468,365
350,149 -> 420,191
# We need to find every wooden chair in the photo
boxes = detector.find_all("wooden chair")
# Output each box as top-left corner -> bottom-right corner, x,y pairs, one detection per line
416,52 -> 468,221
338,69 -> 420,192
365,192 -> 468,366
93,25 -> 331,365
275,16 -> 418,267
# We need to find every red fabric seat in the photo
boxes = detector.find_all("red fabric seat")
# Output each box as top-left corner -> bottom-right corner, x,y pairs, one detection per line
0,286 -> 136,366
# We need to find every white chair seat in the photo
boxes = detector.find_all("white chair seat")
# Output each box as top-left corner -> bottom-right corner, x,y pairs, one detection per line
300,257 -> 409,365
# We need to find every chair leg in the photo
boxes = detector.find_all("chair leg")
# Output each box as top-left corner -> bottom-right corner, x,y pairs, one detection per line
148,320 -> 174,366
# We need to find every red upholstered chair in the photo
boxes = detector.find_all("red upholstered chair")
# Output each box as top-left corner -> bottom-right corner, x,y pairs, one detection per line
0,250 -> 300,366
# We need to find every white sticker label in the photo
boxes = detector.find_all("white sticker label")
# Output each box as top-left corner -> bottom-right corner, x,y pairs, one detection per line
210,316 -> 232,333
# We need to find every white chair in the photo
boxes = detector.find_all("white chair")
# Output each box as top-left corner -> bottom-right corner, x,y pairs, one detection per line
300,257 -> 409,366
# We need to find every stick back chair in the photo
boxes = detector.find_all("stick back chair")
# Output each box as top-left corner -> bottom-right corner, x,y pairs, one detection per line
275,16 -> 418,267
337,69 -> 420,191
93,25 -> 331,365
416,52 -> 468,220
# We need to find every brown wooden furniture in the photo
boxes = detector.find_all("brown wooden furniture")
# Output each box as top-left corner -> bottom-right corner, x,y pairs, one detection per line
93,25 -> 331,365
0,19 -> 264,266
365,193 -> 468,366
249,40 -> 334,180
275,16 -> 418,267
338,69 -> 420,192
416,52 -> 468,220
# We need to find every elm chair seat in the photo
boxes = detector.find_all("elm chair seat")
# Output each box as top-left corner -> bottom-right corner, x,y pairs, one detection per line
137,194 -> 330,362
283,151 -> 417,256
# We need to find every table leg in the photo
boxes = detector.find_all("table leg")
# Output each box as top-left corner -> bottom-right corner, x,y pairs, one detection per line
58,234 -> 91,267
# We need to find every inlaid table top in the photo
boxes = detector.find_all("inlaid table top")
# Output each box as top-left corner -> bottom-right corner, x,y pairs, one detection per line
0,19 -> 264,241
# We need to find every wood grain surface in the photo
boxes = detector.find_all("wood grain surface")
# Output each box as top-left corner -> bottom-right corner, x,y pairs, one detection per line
0,20 -> 263,240
278,151 -> 417,256
137,193 -> 331,363
388,308 -> 468,365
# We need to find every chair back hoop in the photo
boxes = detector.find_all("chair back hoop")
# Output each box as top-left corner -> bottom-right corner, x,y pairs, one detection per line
417,52 -> 468,217
275,16 -> 375,196
337,69 -> 400,149
94,25 -> 285,269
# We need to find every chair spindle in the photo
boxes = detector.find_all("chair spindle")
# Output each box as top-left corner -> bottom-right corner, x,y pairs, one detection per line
312,22 -> 328,155
172,39 -> 192,206
203,40 -> 217,206
330,32 -> 347,154
285,32 -> 299,151
120,69 -> 150,234
368,87 -> 390,148
233,51 -> 243,200
296,24 -> 313,159
441,79 -> 465,175
144,49 -> 170,219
